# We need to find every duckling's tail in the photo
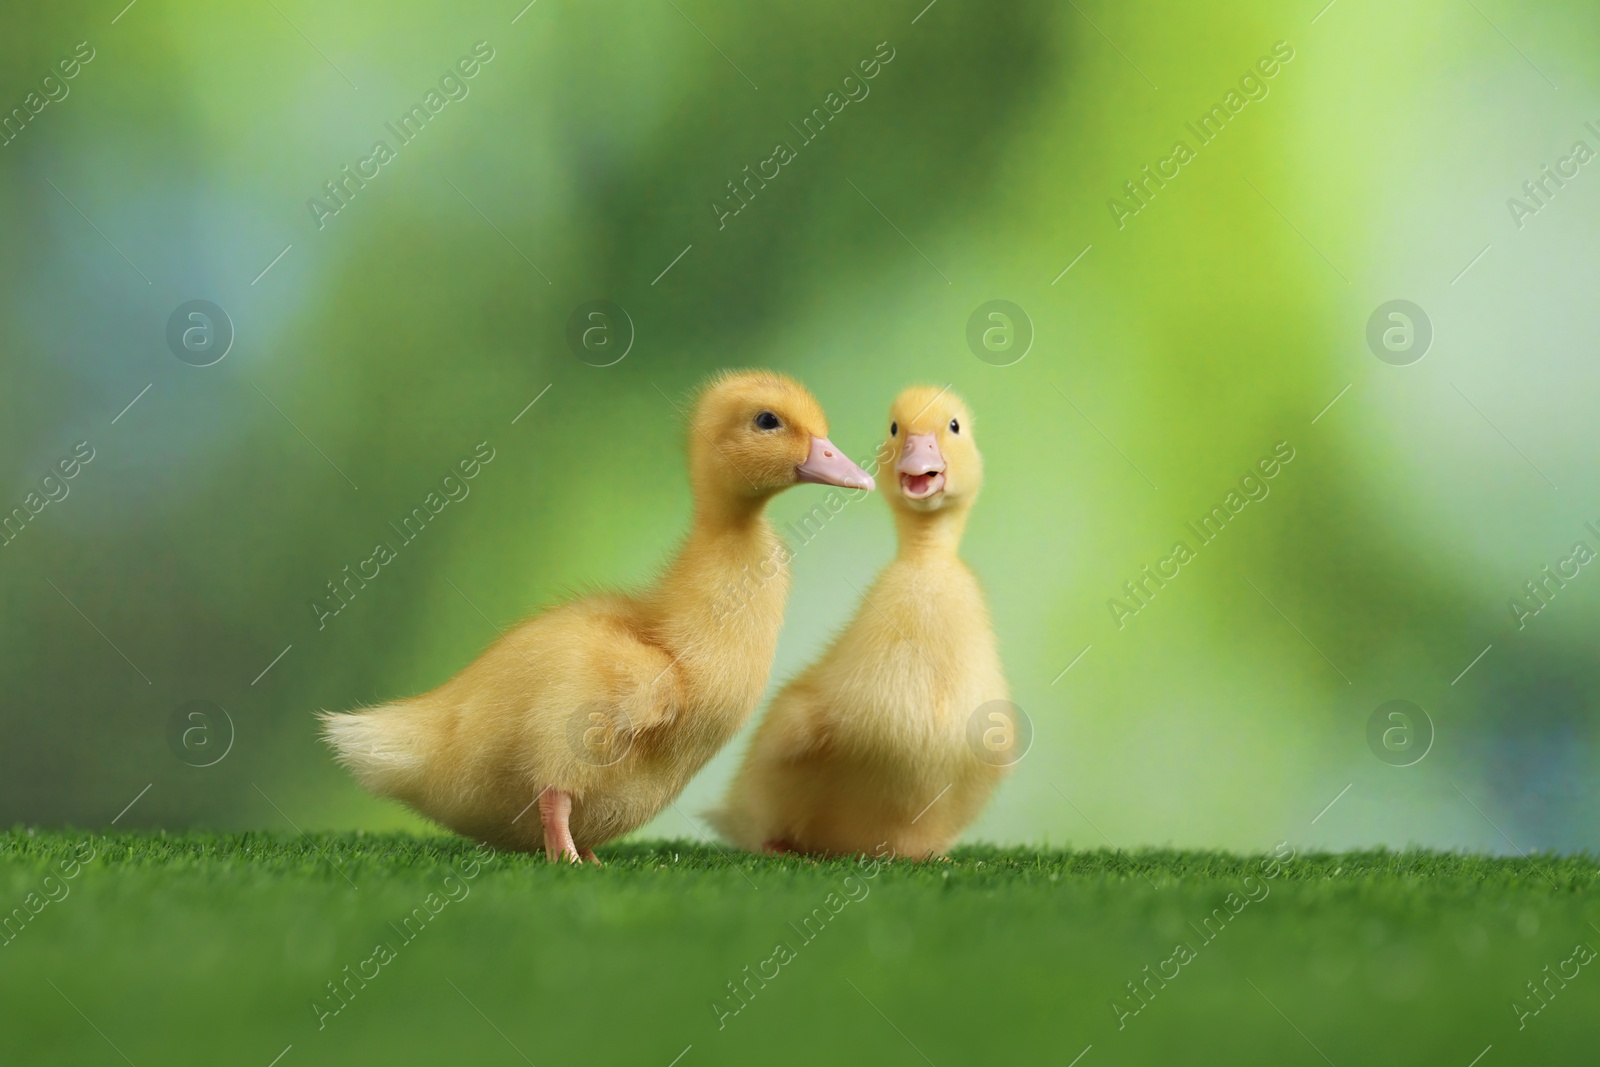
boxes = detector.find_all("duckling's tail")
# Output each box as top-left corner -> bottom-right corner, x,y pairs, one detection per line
319,703 -> 431,799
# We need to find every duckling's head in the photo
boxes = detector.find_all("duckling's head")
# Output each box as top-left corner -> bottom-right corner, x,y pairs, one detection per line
881,385 -> 982,515
689,371 -> 875,504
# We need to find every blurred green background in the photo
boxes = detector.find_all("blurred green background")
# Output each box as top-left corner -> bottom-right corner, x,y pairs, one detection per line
3,0 -> 1597,856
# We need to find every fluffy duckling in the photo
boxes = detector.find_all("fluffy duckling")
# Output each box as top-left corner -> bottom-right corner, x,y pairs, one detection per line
322,371 -> 874,863
709,386 -> 1013,858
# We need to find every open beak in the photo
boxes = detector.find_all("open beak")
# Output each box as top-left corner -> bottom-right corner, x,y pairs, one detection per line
796,436 -> 875,491
896,433 -> 946,499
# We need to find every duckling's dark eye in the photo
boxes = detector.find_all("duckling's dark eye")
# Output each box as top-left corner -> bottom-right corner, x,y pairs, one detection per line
949,418 -> 960,434
754,411 -> 781,431
889,422 -> 898,437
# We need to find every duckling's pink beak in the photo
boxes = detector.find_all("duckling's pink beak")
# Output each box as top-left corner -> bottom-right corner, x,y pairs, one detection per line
896,433 -> 946,499
796,436 -> 875,491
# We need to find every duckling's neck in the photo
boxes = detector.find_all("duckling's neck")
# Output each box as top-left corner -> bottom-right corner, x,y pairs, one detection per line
691,489 -> 776,532
647,493 -> 790,701
894,507 -> 969,560
662,494 -> 783,595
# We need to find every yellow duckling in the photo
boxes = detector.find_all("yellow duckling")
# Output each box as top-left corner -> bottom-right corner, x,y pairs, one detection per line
709,385 -> 1014,858
322,370 -> 874,863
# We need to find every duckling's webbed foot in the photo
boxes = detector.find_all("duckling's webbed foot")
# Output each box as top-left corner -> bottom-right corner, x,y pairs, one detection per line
538,788 -> 582,864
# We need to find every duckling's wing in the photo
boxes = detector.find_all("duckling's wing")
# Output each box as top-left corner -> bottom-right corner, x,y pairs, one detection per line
556,625 -> 687,764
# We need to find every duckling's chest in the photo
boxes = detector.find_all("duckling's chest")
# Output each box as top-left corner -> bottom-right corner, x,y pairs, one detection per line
827,559 -> 1006,730
875,559 -> 995,657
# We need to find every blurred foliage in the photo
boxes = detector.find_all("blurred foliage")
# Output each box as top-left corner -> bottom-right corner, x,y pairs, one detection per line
1,0 -> 1598,853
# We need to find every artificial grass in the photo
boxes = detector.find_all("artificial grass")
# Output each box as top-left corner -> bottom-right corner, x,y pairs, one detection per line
1,831 -> 1596,1066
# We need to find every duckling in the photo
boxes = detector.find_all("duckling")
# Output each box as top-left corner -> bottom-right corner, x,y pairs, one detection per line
708,386 -> 1013,859
321,370 -> 874,863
